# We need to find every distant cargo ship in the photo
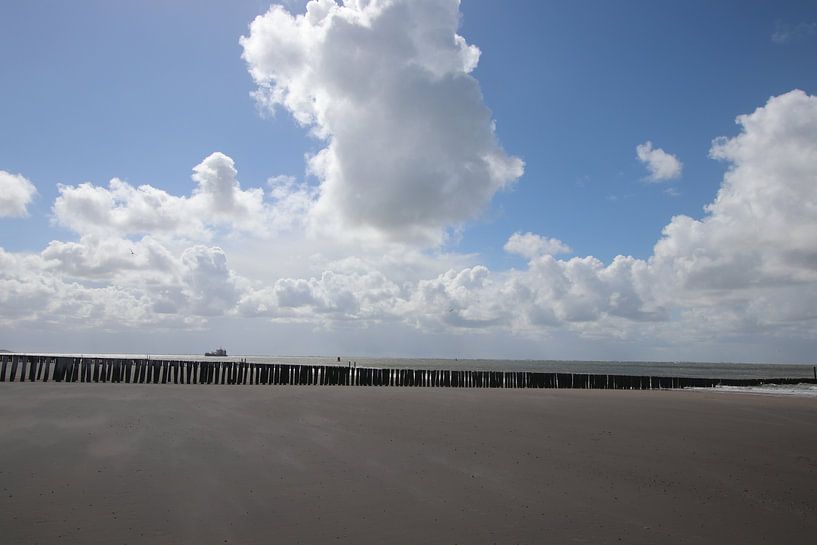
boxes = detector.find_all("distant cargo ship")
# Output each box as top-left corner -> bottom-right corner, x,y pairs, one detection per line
204,347 -> 227,357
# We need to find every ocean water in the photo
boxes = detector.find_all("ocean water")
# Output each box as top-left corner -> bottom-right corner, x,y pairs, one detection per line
15,353 -> 817,381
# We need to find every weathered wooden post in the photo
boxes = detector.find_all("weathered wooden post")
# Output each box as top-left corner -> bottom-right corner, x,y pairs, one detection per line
67,357 -> 76,382
28,356 -> 38,382
51,357 -> 61,382
41,357 -> 51,382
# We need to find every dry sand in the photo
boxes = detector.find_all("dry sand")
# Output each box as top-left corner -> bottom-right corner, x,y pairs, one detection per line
0,384 -> 815,545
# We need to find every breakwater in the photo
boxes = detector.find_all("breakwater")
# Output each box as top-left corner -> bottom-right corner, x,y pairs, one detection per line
1,354 -> 814,389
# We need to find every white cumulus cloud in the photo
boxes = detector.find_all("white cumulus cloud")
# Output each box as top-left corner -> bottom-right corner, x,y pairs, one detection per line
52,152 -> 302,239
652,89 -> 817,296
636,141 -> 683,182
504,232 -> 571,259
0,170 -> 37,217
240,0 -> 524,245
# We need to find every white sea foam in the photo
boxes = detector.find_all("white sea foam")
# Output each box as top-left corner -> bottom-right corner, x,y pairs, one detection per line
694,384 -> 817,398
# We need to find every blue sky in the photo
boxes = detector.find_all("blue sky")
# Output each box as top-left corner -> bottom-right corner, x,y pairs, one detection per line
3,0 -> 814,259
1,1 -> 816,361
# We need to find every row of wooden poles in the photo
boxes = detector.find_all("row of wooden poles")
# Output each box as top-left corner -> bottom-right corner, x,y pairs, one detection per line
1,354 -> 813,389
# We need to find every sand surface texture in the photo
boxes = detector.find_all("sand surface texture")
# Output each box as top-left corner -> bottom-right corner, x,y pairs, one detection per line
1,384 -> 815,544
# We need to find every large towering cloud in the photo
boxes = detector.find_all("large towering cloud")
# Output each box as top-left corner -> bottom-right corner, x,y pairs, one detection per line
240,0 -> 524,244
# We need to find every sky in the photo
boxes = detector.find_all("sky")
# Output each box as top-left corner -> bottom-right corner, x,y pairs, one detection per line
1,0 -> 816,362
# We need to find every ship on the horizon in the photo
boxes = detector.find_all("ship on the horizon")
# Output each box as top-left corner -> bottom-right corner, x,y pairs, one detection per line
204,347 -> 227,357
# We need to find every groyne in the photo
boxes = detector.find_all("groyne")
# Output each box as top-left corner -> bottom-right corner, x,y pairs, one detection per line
1,354 -> 814,389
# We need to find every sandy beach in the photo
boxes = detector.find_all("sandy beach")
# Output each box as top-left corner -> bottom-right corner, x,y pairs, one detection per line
1,384 -> 815,544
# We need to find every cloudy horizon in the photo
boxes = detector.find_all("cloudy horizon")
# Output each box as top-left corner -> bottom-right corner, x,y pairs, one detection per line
1,1 -> 816,363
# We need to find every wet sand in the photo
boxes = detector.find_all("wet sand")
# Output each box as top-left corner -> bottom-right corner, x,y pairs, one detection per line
0,384 -> 815,544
